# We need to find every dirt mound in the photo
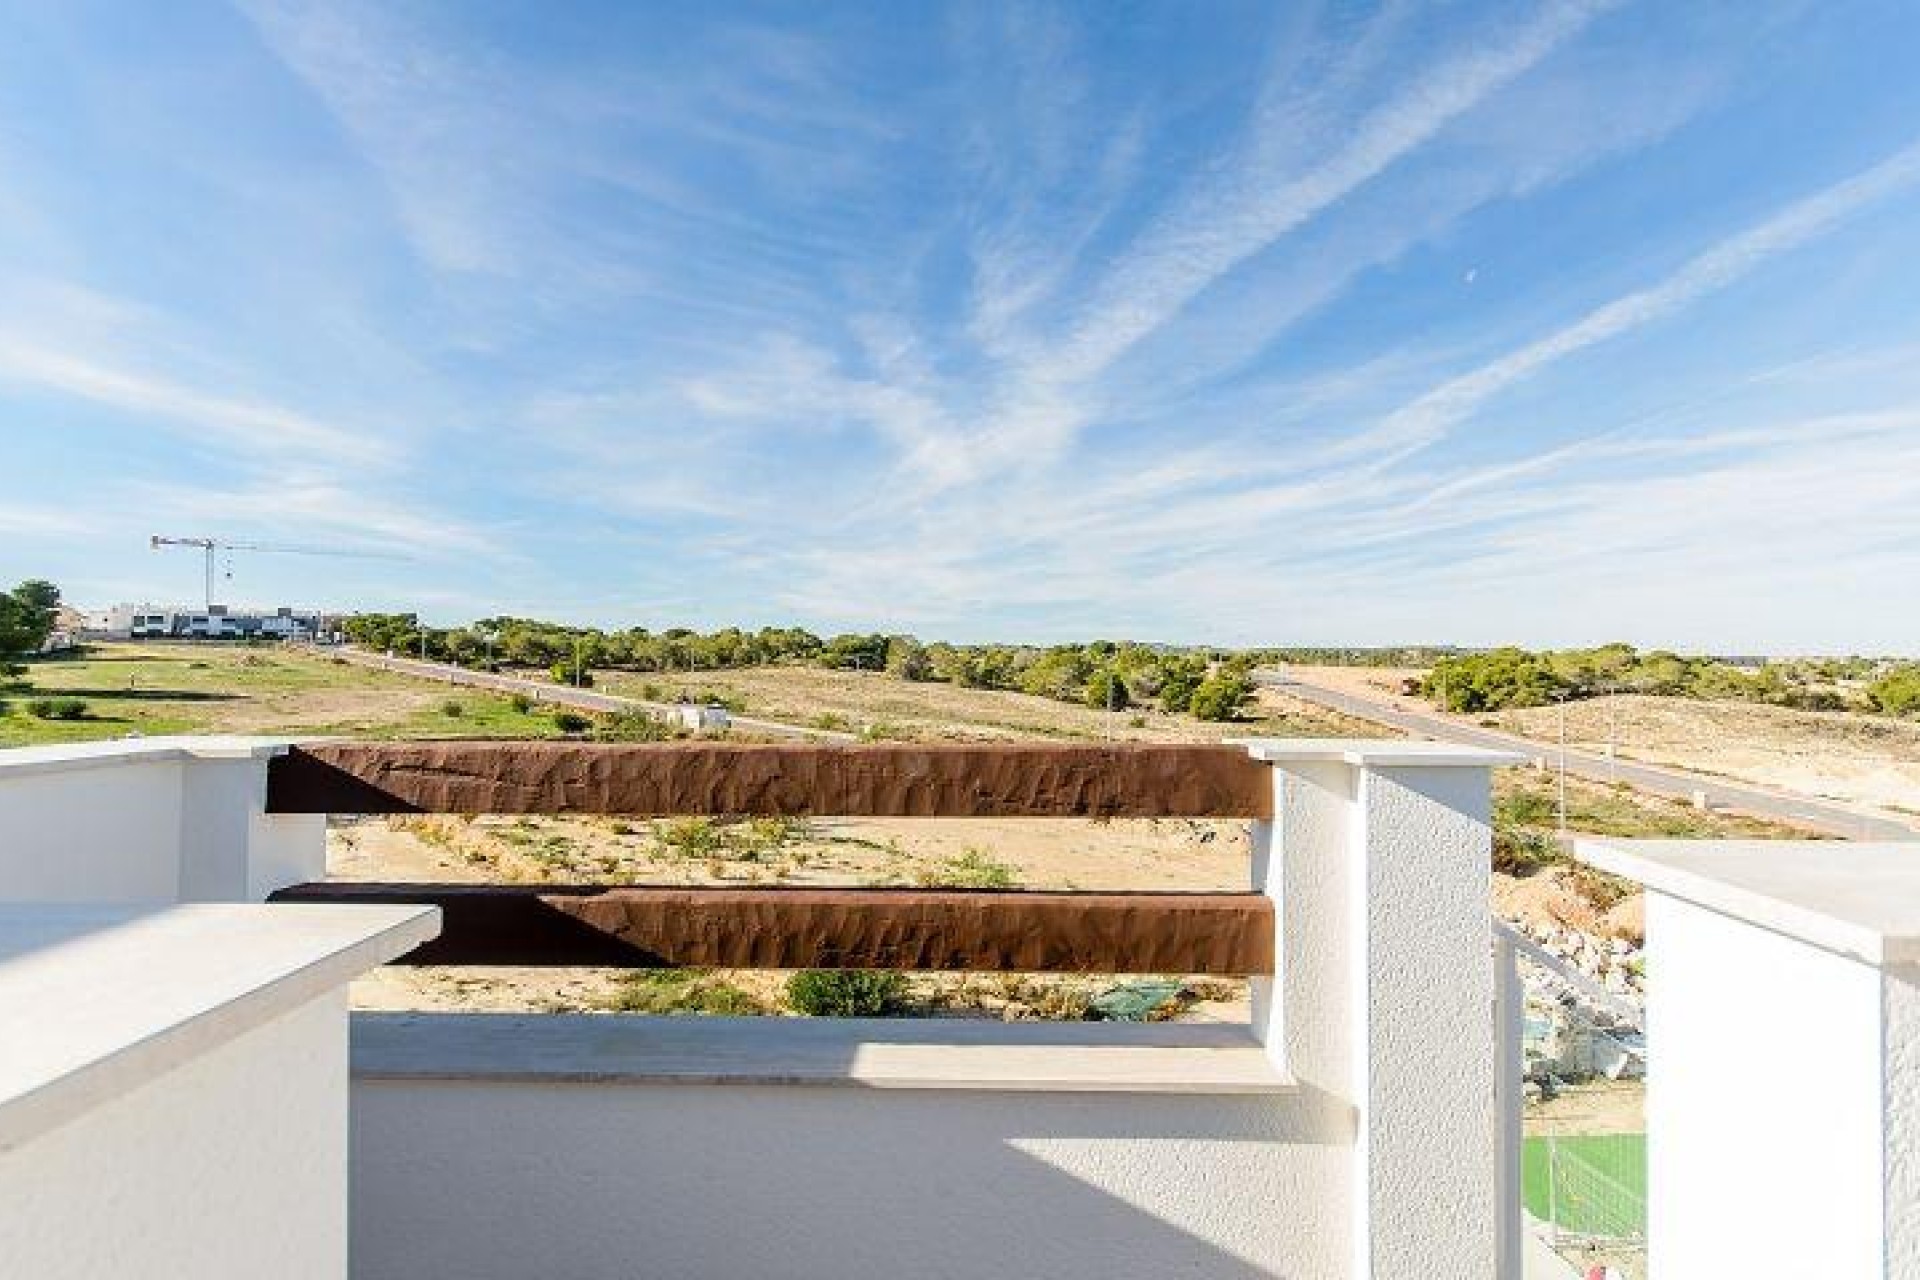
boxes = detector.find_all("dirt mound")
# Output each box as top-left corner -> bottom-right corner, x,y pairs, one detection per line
1494,865 -> 1640,941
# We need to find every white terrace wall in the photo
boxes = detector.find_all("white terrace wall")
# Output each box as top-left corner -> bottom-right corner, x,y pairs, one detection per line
349,742 -> 1509,1280
0,995 -> 349,1280
0,739 -> 323,902
354,1078 -> 1348,1280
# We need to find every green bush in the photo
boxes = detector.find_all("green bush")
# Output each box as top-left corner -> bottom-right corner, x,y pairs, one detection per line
26,697 -> 87,721
1083,669 -> 1131,711
552,709 -> 592,733
1188,671 -> 1253,721
786,969 -> 908,1017
917,848 -> 1018,889
654,816 -> 726,859
508,692 -> 533,714
592,709 -> 674,741
607,969 -> 764,1016
550,660 -> 593,687
440,699 -> 465,717
1868,665 -> 1920,717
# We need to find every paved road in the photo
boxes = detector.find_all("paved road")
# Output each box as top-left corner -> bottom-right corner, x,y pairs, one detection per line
1261,671 -> 1919,842
328,647 -> 855,741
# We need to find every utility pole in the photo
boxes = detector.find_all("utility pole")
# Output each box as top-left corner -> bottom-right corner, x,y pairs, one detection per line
1556,694 -> 1569,836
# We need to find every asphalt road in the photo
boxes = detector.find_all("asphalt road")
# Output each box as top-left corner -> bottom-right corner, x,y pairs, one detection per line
329,647 -> 855,741
1260,671 -> 1919,842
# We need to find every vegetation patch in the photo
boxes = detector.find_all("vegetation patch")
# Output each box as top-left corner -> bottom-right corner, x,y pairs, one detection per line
786,969 -> 908,1017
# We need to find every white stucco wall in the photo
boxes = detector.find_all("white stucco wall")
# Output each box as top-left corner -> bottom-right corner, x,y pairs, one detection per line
353,1077 -> 1349,1280
0,740 -> 323,902
1647,892 -> 1884,1278
0,994 -> 347,1280
0,753 -> 186,899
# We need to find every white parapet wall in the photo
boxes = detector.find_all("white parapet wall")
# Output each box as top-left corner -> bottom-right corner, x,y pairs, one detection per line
349,739 -> 1512,1280
0,738 -> 325,901
1578,838 -> 1920,1279
0,903 -> 438,1280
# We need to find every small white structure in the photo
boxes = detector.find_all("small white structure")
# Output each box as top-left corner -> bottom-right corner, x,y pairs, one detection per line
85,603 -> 332,642
670,702 -> 731,731
1578,837 -> 1920,1279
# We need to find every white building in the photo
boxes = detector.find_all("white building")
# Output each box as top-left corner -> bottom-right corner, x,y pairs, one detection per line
670,702 -> 732,731
85,603 -> 334,642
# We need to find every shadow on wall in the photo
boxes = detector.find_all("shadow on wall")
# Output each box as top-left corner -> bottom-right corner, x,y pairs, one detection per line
351,1079 -> 1353,1280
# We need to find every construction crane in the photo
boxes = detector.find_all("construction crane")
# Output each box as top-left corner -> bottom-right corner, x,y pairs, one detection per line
149,535 -> 407,610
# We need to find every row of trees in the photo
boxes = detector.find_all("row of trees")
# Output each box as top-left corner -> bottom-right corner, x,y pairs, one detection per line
1422,643 -> 1920,716
340,615 -> 1257,721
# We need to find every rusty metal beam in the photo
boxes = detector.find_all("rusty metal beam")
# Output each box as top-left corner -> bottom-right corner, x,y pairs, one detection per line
268,882 -> 1275,975
264,741 -> 1273,818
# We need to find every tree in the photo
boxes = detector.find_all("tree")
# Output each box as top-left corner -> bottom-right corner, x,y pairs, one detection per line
1083,668 -> 1131,711
0,579 -> 61,670
1189,670 -> 1253,721
1868,665 -> 1920,717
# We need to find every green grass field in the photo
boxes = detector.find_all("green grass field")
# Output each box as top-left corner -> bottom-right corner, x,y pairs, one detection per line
0,644 -> 562,746
1522,1133 -> 1647,1237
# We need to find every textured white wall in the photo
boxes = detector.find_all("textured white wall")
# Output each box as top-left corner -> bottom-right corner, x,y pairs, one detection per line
1648,892 -> 1884,1278
1251,752 -> 1497,1279
0,756 -> 186,900
0,742 -> 323,902
353,1078 -> 1349,1280
0,993 -> 348,1280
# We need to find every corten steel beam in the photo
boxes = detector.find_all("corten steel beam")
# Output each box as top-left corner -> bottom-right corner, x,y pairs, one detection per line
267,883 -> 1276,975
264,741 -> 1274,818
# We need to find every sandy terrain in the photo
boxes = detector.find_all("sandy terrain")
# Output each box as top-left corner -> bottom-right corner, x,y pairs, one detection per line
331,813 -> 1252,1017
1286,662 -> 1920,819
600,665 -> 1374,742
1497,695 -> 1920,816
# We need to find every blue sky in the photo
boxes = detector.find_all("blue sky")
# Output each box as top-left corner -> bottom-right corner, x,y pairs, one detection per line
3,1 -> 1919,651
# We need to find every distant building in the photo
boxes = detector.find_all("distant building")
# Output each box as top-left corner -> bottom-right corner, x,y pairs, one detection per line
84,603 -> 338,643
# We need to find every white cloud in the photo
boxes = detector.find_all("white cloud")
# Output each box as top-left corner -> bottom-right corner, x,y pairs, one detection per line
1364,137 -> 1920,454
0,337 -> 395,466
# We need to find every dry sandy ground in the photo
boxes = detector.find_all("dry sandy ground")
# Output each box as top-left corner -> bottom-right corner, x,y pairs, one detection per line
1497,695 -> 1920,817
332,814 -> 1252,1017
601,665 -> 1373,742
1287,664 -> 1920,819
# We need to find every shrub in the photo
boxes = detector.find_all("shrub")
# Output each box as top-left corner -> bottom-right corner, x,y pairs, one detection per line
786,970 -> 908,1017
1868,665 -> 1920,717
655,816 -> 725,860
0,698 -> 9,717
1083,669 -> 1131,711
552,709 -> 592,733
917,848 -> 1017,889
26,697 -> 87,720
592,709 -> 674,741
508,692 -> 533,714
1188,672 -> 1253,721
606,969 -> 765,1016
550,660 -> 593,688
440,699 -> 465,718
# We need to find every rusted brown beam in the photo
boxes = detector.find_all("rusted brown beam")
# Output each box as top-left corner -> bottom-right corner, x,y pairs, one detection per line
265,741 -> 1273,818
268,882 -> 1275,975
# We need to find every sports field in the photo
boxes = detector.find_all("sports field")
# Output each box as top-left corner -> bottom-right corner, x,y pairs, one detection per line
1522,1133 -> 1647,1238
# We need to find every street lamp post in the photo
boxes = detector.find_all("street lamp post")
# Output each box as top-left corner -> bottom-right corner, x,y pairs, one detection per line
1556,694 -> 1569,836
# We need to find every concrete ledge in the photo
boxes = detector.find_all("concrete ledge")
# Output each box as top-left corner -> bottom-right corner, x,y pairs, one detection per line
1577,837 -> 1920,965
0,903 -> 440,1150
1235,737 -> 1525,768
353,1012 -> 1298,1095
0,736 -> 293,780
